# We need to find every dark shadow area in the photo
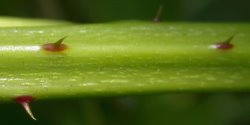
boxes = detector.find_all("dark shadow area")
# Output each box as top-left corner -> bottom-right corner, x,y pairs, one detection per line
1,93 -> 250,125
0,0 -> 249,22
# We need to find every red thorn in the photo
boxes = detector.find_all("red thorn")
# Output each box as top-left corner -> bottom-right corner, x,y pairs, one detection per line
14,95 -> 37,120
42,37 -> 68,52
211,35 -> 236,50
15,95 -> 34,103
214,42 -> 234,50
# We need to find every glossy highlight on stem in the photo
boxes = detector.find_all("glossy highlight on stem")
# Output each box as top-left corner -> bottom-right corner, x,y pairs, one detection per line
0,46 -> 40,52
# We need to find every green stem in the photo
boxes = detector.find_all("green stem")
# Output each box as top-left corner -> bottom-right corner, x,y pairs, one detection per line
0,19 -> 250,101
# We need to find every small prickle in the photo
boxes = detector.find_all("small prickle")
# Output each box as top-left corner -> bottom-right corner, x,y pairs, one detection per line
14,95 -> 37,120
42,36 -> 68,52
210,35 -> 235,50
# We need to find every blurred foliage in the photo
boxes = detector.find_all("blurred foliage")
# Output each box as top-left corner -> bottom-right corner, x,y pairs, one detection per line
0,0 -> 250,125
1,94 -> 250,125
0,0 -> 249,22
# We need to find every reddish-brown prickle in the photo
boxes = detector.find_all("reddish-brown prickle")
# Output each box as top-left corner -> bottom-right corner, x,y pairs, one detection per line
42,37 -> 68,52
14,95 -> 34,103
14,95 -> 37,120
213,35 -> 235,50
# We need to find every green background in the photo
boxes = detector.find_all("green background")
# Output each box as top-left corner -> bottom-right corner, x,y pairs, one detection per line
0,0 -> 249,22
0,0 -> 250,125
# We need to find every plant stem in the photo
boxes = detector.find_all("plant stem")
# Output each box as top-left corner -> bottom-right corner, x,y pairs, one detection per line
0,20 -> 250,101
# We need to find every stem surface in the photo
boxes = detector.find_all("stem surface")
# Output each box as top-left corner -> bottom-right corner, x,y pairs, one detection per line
0,20 -> 250,101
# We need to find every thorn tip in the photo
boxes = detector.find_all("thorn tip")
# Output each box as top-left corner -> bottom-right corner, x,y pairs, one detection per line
22,102 -> 37,120
55,36 -> 67,46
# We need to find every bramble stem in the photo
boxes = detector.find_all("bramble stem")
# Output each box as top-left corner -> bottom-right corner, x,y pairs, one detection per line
0,19 -> 250,101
